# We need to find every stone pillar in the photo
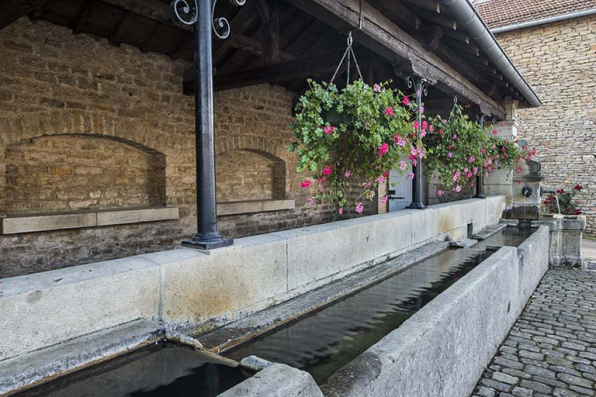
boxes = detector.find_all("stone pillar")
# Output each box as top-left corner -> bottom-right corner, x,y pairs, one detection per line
533,215 -> 587,269
485,100 -> 519,208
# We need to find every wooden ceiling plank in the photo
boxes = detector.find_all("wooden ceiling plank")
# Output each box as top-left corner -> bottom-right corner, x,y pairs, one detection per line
414,8 -> 456,30
0,0 -> 54,30
214,48 -> 376,91
141,22 -> 165,53
441,28 -> 469,44
402,0 -> 440,14
73,0 -> 98,34
109,10 -> 134,46
213,5 -> 259,64
443,37 -> 479,56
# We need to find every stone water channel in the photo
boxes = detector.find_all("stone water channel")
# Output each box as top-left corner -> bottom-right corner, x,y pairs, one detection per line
224,226 -> 535,384
14,226 -> 535,396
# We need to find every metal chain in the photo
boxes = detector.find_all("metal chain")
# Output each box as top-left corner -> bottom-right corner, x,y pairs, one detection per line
328,32 -> 364,89
448,96 -> 458,122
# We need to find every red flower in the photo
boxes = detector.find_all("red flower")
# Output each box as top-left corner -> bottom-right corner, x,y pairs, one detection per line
301,180 -> 312,188
575,184 -> 583,191
323,166 -> 333,176
383,170 -> 390,178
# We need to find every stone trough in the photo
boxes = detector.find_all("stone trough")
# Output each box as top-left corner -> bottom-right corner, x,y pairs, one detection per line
0,195 -> 554,396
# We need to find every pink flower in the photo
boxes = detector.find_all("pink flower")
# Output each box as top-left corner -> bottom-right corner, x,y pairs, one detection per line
385,107 -> 394,117
323,166 -> 333,176
464,168 -> 469,173
468,156 -> 475,163
452,134 -> 457,140
473,167 -> 478,175
412,158 -> 417,167
448,152 -> 453,158
374,83 -> 382,93
437,190 -> 444,197
338,208 -> 344,215
449,144 -> 453,149
438,129 -> 443,135
381,196 -> 388,204
301,180 -> 312,188
378,143 -> 390,158
344,170 -> 351,178
324,126 -> 334,135
355,202 -> 364,214
417,147 -> 425,159
375,176 -> 386,184
413,121 -> 420,130
306,197 -> 315,204
402,95 -> 410,106
420,130 -> 426,138
399,161 -> 407,171
429,125 -> 434,132
410,147 -> 417,157
481,148 -> 486,154
452,175 -> 458,183
492,129 -> 498,136
420,106 -> 424,114
471,182 -> 475,187
422,121 -> 428,130
393,135 -> 406,146
467,172 -> 473,178
454,185 -> 462,192
408,172 -> 415,180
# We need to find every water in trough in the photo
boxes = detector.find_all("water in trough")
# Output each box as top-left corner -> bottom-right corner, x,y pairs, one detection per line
224,227 -> 534,384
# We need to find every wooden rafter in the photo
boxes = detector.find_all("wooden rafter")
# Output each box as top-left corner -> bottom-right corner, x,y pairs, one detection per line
109,10 -> 134,46
141,22 -> 165,53
368,0 -> 421,32
402,0 -> 440,14
0,0 -> 53,30
289,0 -> 505,118
73,0 -> 98,34
262,0 -> 280,64
214,48 -> 376,91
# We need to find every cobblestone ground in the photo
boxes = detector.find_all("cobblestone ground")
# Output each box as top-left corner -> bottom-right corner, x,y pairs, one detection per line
472,269 -> 596,397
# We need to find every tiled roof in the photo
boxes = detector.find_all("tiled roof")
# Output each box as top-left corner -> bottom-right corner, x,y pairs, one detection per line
473,0 -> 596,29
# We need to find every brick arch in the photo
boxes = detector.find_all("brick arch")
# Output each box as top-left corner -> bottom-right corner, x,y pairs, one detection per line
215,136 -> 292,164
215,136 -> 290,201
0,111 -> 167,154
0,112 -> 171,214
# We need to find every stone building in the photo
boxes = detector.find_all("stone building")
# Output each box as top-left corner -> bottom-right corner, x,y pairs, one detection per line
474,0 -> 596,234
0,0 -> 539,278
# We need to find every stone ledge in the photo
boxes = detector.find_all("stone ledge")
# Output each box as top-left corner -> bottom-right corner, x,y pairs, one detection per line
0,207 -> 179,234
217,199 -> 295,216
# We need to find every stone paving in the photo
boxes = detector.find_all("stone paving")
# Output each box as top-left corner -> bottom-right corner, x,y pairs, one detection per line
472,269 -> 596,397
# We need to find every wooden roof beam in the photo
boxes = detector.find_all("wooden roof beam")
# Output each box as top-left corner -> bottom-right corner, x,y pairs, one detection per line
141,22 -> 165,53
261,0 -> 280,64
368,0 -> 421,31
213,48 -> 377,91
288,0 -> 505,118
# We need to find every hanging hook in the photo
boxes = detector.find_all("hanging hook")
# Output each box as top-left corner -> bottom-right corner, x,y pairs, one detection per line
359,0 -> 363,30
448,95 -> 458,122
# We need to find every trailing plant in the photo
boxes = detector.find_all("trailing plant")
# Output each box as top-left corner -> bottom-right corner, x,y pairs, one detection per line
424,105 -> 536,196
542,185 -> 583,215
289,79 -> 416,214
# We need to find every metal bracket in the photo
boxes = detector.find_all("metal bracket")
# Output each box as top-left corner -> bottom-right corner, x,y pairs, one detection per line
170,0 -> 246,39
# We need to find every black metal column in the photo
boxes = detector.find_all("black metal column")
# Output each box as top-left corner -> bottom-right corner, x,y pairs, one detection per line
182,0 -> 232,249
474,114 -> 486,199
407,78 -> 426,210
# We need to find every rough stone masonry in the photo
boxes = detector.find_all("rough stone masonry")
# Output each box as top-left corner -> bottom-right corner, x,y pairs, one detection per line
0,18 -> 337,278
494,15 -> 596,235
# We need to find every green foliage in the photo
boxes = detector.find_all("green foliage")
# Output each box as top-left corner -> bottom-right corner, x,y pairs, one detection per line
289,80 -> 414,212
424,105 -> 533,195
542,185 -> 583,215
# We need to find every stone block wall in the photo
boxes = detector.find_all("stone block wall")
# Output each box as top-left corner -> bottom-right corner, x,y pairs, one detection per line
0,18 -> 340,277
494,15 -> 596,234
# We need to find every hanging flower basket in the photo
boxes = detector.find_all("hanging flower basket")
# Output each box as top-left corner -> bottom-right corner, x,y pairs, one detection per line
289,79 -> 416,214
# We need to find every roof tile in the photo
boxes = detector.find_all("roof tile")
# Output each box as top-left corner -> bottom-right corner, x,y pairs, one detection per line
473,0 -> 596,29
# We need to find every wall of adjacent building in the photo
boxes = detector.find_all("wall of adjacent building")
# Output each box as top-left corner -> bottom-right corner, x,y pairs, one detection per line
0,18 -> 341,278
494,15 -> 596,234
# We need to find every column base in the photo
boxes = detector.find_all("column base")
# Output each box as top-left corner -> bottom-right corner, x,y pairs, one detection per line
406,202 -> 426,210
182,233 -> 233,250
473,193 -> 486,199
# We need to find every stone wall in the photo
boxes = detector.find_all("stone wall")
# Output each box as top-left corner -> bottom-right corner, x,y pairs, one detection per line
494,15 -> 596,234
0,18 -> 337,277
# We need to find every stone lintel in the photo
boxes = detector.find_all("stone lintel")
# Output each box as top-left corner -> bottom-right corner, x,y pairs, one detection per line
1,207 -> 179,234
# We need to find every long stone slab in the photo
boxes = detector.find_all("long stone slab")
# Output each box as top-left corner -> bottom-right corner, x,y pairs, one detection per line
0,195 -> 507,389
321,226 -> 550,397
